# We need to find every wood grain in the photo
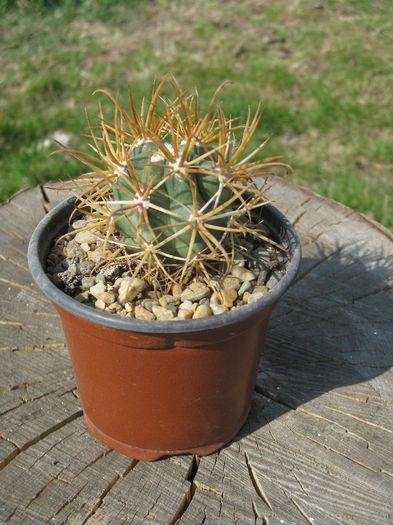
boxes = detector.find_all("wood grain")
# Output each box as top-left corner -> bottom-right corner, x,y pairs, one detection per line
0,178 -> 392,524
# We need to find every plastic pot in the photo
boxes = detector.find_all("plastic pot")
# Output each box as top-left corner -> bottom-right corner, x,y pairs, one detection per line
28,198 -> 301,461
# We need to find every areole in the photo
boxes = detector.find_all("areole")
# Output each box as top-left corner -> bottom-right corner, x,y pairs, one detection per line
28,197 -> 301,460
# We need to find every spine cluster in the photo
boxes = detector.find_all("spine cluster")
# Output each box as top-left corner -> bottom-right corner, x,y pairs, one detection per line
59,78 -> 288,287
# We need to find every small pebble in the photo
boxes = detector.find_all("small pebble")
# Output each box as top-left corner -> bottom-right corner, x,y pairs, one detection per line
253,285 -> 269,294
141,299 -> 155,312
95,273 -> 106,284
179,300 -> 193,310
89,282 -> 116,305
87,249 -> 106,264
257,270 -> 268,285
74,291 -> 90,303
79,261 -> 94,273
243,292 -> 251,303
72,219 -> 87,229
231,266 -> 257,282
172,283 -> 183,298
118,278 -> 147,304
81,276 -> 97,291
107,303 -> 122,313
210,304 -> 228,316
95,299 -> 106,310
219,288 -> 238,308
66,240 -> 86,259
159,294 -> 179,307
135,305 -> 155,320
192,304 -> 213,319
221,276 -> 241,291
181,282 -> 210,302
152,305 -> 175,320
210,292 -> 220,305
145,291 -> 158,299
248,291 -> 266,304
238,280 -> 253,297
74,229 -> 99,244
68,263 -> 78,275
177,308 -> 193,320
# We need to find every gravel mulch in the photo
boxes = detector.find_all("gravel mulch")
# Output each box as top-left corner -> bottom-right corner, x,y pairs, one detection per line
46,218 -> 287,320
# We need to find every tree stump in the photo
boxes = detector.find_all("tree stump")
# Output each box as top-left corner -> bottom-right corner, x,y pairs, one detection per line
0,177 -> 392,524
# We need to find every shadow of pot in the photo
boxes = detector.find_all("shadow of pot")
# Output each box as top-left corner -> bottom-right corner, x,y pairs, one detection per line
28,198 -> 301,461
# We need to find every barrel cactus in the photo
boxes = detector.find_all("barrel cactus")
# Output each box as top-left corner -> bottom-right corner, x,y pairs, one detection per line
59,78 -> 288,288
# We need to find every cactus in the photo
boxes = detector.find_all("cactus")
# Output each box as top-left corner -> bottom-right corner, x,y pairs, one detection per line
58,78 -> 288,287
112,139 -> 232,260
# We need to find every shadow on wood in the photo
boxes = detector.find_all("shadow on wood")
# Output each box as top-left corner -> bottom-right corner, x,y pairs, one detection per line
236,239 -> 393,441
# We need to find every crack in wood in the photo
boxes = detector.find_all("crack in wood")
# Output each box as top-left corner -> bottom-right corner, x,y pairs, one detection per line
0,223 -> 26,243
78,449 -> 113,476
301,230 -> 328,247
169,455 -> 200,525
352,283 -> 393,303
0,319 -> 24,328
0,253 -> 30,273
251,498 -> 260,523
244,451 -> 273,511
0,381 -> 30,393
0,410 -> 83,472
0,400 -> 27,418
143,492 -> 162,522
24,472 -> 76,513
254,384 -> 296,411
324,406 -> 393,435
290,497 -> 315,524
50,480 -> 90,521
287,423 -> 385,476
291,469 -> 307,494
292,210 -> 307,228
297,408 -> 371,447
81,459 -> 138,524
0,277 -> 36,292
0,343 -> 66,353
0,438 -> 19,469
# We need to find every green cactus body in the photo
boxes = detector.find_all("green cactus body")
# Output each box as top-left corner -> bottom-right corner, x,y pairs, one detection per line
61,79 -> 285,286
112,140 -> 231,259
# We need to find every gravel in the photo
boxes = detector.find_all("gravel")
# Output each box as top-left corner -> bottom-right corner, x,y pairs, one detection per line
46,218 -> 288,320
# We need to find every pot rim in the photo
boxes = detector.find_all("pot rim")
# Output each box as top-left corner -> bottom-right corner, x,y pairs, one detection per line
28,196 -> 301,334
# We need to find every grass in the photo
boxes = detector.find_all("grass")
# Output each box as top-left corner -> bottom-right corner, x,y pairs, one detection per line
0,0 -> 392,228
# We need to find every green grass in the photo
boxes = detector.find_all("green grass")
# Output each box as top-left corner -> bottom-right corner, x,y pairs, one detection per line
0,0 -> 392,228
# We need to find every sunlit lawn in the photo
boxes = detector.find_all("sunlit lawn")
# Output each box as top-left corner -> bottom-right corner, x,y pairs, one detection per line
1,0 -> 392,227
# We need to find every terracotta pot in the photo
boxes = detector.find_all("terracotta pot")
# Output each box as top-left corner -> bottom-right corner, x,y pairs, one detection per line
28,198 -> 301,461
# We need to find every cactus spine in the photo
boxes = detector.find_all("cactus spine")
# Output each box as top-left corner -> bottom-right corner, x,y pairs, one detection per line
59,78 -> 288,287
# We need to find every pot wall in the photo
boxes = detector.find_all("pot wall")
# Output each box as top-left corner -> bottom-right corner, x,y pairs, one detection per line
56,303 -> 274,460
29,197 -> 301,461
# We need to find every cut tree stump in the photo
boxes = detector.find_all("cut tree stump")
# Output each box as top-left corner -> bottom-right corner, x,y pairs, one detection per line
0,177 -> 392,524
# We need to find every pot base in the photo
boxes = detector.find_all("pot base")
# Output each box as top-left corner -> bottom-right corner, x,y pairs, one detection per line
84,411 -> 249,461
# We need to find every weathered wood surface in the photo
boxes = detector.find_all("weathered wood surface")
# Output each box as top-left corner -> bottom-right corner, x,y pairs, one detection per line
0,177 -> 392,524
